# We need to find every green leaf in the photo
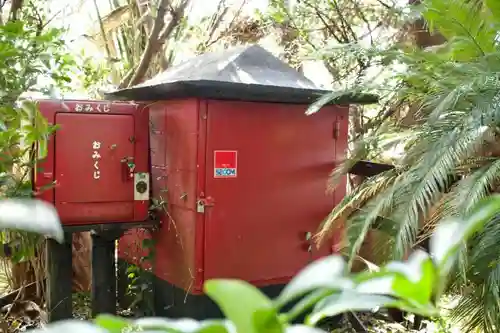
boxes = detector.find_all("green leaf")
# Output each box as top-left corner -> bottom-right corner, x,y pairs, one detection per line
354,273 -> 395,295
306,91 -> 345,115
430,195 -> 500,276
0,199 -> 63,242
384,250 -> 436,305
270,10 -> 286,24
485,0 -> 500,20
282,289 -> 335,323
37,136 -> 49,160
20,100 -> 37,119
285,325 -> 327,333
134,317 -> 201,332
204,279 -> 283,333
37,320 -> 109,333
307,291 -> 399,325
196,320 -> 234,333
95,314 -> 130,333
276,255 -> 352,307
142,238 -> 155,248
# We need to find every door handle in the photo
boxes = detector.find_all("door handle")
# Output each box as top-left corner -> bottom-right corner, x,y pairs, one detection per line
121,156 -> 135,181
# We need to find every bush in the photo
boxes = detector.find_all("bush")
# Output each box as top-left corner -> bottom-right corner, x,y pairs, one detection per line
2,195 -> 500,332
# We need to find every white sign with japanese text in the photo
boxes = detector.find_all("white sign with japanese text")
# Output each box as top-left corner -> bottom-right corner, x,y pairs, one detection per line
75,103 -> 111,113
92,141 -> 102,180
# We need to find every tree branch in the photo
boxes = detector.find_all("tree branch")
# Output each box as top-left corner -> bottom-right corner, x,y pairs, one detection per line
155,0 -> 190,69
330,0 -> 357,42
8,0 -> 23,21
302,0 -> 347,43
92,0 -> 112,59
158,0 -> 189,41
122,0 -> 169,88
200,0 -> 245,52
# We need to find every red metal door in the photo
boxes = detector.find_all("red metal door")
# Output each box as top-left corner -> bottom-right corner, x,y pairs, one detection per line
54,113 -> 135,222
203,100 -> 338,285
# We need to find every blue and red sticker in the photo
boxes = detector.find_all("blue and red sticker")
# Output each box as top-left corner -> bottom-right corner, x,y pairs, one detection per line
214,150 -> 237,178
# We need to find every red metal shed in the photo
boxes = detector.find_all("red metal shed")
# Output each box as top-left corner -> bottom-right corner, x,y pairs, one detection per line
109,45 -> 376,318
33,100 -> 153,321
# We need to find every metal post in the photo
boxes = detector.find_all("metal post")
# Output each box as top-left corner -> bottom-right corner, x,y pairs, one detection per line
46,234 -> 73,322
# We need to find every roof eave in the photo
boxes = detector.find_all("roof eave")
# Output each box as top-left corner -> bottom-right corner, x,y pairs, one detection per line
105,80 -> 379,106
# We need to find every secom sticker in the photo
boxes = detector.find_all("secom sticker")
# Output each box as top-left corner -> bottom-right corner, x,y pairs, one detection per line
214,150 -> 237,178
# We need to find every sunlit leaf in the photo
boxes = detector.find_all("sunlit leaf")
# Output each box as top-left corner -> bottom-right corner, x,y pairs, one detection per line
285,325 -> 326,333
384,249 -> 436,304
20,100 -> 38,119
133,317 -> 201,332
0,199 -> 63,242
282,289 -> 335,323
196,320 -> 235,333
306,292 -> 398,325
28,320 -> 108,333
95,314 -> 130,333
276,255 -> 352,307
204,279 -> 283,333
306,91 -> 346,115
354,274 -> 395,295
431,195 -> 500,276
485,0 -> 500,18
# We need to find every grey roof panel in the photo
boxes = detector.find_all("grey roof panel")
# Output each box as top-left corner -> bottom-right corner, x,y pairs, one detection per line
106,44 -> 378,104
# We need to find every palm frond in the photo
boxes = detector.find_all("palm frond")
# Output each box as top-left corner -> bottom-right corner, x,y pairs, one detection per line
342,172 -> 403,268
416,190 -> 454,244
326,142 -> 370,193
455,156 -> 495,174
452,158 -> 500,214
315,170 -> 398,246
449,215 -> 500,332
389,123 -> 489,257
451,289 -> 491,332
422,0 -> 497,58
318,0 -> 500,329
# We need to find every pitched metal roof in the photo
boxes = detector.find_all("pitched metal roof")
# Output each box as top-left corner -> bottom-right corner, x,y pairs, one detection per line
106,44 -> 378,104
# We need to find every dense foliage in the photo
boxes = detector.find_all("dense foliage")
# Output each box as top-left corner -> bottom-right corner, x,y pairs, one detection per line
3,194 -> 500,333
311,0 -> 500,331
1,2 -> 78,198
0,1 -> 82,290
5,0 -> 500,331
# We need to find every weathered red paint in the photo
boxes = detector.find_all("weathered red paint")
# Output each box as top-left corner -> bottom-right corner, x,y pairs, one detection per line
34,100 -> 150,225
35,97 -> 348,295
118,98 -> 349,294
